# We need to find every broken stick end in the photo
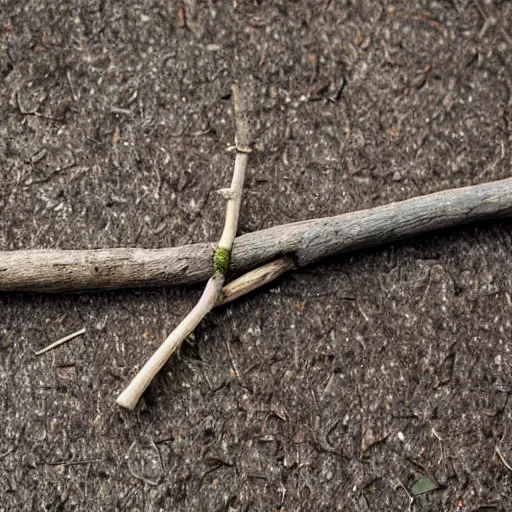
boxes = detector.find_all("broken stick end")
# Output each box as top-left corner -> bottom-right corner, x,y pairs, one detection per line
116,389 -> 139,410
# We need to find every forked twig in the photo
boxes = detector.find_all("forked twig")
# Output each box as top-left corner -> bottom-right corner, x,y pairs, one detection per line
116,84 -> 252,409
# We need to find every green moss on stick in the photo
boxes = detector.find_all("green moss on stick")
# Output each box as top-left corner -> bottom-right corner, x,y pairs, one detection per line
213,247 -> 230,275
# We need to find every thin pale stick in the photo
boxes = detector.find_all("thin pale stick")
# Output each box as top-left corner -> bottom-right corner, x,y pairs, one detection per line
116,84 -> 251,409
218,82 -> 251,250
34,327 -> 86,356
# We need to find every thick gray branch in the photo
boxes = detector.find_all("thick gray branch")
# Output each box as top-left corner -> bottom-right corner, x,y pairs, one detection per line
1,177 -> 512,293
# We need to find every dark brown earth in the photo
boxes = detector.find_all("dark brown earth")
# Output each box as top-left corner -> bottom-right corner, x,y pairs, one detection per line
1,1 -> 512,510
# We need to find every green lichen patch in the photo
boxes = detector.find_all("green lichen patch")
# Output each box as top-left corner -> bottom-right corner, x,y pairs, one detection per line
213,247 -> 230,275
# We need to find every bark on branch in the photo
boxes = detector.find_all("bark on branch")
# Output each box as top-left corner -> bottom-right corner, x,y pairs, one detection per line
1,177 -> 512,293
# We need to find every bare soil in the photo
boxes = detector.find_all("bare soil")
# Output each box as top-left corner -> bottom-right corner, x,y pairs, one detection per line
1,1 -> 511,510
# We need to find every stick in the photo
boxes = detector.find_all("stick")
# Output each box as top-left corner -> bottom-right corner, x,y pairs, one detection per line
215,257 -> 295,306
1,177 -> 512,293
116,84 -> 251,409
34,327 -> 86,356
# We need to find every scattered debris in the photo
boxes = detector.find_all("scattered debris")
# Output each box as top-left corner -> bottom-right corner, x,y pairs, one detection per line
431,427 -> 446,465
411,475 -> 440,496
361,427 -> 375,453
362,427 -> 389,454
307,79 -> 330,101
494,445 -> 512,472
177,7 -> 186,28
15,91 -> 65,123
415,12 -> 445,33
29,148 -> 47,165
411,64 -> 431,91
112,125 -> 121,146
66,70 -> 78,101
47,458 -> 101,466
329,76 -> 346,102
397,479 -> 414,512
307,53 -> 319,83
225,336 -> 242,383
110,106 -> 133,116
125,441 -> 164,486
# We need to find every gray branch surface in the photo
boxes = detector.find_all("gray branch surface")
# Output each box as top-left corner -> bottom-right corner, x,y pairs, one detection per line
1,177 -> 511,292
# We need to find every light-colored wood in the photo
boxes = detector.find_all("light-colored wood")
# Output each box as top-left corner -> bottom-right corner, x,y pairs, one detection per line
116,83 -> 252,409
218,82 -> 251,250
218,152 -> 248,250
216,257 -> 295,306
1,177 -> 512,293
34,327 -> 86,356
115,276 -> 223,409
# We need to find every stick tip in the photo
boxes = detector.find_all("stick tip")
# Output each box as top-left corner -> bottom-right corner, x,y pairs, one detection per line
116,389 -> 139,410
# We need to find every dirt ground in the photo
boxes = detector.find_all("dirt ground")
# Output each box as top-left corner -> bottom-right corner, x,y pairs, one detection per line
1,1 -> 512,510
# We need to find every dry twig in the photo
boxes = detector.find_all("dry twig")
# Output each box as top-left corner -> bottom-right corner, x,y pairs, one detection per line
216,256 -> 295,306
116,84 -> 252,409
34,327 -> 86,356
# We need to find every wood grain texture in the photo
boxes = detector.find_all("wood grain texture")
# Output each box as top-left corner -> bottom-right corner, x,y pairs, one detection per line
1,177 -> 511,292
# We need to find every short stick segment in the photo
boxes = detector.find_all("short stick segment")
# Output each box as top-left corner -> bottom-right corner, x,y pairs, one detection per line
116,276 -> 223,409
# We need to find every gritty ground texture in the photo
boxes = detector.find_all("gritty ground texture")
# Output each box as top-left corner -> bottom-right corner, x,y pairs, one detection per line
1,0 -> 512,511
